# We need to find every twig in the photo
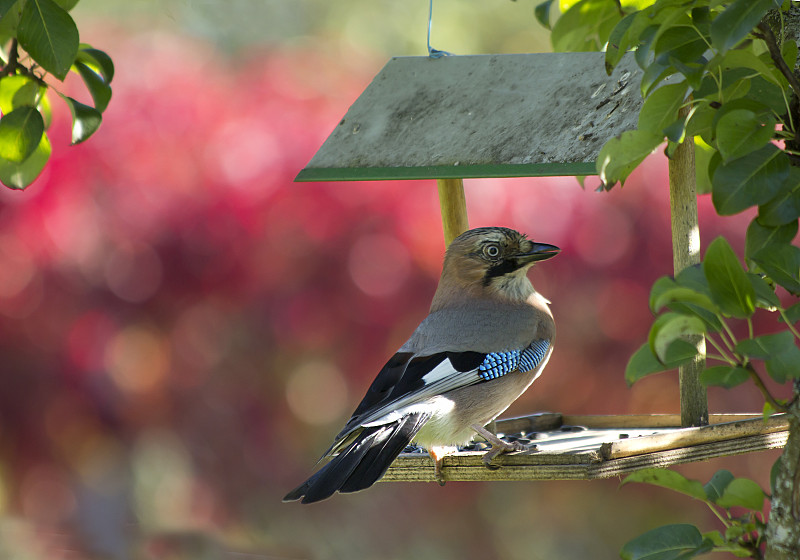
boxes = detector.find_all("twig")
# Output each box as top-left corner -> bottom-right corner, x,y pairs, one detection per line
756,22 -> 800,102
746,363 -> 788,413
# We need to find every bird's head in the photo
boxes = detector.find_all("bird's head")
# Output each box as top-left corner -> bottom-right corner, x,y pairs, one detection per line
435,227 -> 560,304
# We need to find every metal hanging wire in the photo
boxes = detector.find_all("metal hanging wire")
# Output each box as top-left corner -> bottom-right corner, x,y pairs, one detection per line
427,0 -> 452,58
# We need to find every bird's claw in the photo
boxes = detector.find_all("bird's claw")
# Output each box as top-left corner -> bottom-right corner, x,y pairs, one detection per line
481,439 -> 527,469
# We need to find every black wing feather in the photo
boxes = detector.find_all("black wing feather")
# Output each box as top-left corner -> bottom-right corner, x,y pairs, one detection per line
339,411 -> 431,493
283,411 -> 431,504
339,350 -> 486,438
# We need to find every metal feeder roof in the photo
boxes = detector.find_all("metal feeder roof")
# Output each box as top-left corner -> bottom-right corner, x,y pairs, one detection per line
296,52 -> 644,182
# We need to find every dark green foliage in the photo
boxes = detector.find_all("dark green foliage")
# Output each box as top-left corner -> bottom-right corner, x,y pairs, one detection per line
547,1 -> 800,556
0,0 -> 113,189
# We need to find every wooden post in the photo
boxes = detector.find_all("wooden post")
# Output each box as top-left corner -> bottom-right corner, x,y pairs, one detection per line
668,110 -> 709,428
437,178 -> 469,245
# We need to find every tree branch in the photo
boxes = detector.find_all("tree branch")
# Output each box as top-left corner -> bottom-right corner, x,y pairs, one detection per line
756,22 -> 800,102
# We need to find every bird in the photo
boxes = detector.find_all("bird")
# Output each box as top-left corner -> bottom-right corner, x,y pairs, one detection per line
283,226 -> 559,504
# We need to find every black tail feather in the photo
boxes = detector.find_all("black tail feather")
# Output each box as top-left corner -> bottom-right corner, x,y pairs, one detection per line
339,412 -> 430,493
283,412 -> 429,504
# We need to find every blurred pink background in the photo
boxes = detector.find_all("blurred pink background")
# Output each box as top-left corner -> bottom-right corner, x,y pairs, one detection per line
0,3 -> 787,559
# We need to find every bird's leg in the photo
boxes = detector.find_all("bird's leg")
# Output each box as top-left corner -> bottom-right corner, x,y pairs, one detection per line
428,446 -> 453,486
471,424 -> 529,469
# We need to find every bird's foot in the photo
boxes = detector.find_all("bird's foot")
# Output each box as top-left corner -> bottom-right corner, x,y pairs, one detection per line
471,424 -> 533,470
428,446 -> 455,486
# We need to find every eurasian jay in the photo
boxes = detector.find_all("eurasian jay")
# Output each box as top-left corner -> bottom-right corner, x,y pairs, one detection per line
284,227 -> 559,504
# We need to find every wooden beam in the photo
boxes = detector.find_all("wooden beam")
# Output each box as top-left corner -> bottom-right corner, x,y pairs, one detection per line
668,107 -> 708,427
495,412 -> 768,432
437,178 -> 469,245
381,415 -> 789,483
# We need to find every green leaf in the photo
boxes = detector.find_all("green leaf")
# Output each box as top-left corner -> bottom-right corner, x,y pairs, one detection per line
669,58 -> 706,91
691,110 -> 716,150
716,477 -> 765,510
598,129 -> 662,188
751,243 -> 800,295
711,144 -> 788,216
626,343 -> 671,386
0,106 -> 44,163
0,0 -> 24,37
690,6 -> 710,35
59,95 -> 101,144
770,456 -> 782,495
622,468 -> 708,500
649,312 -> 704,364
0,131 -> 50,189
0,75 -> 42,113
783,302 -> 800,324
551,0 -> 620,52
635,24 -> 659,69
703,237 -> 756,318
673,266 -> 725,328
53,0 -> 79,10
0,0 -> 18,16
534,0 -> 555,30
638,82 -> 689,136
72,61 -> 111,112
700,366 -> 749,388
782,34 -> 798,71
649,276 -> 679,311
717,48 -> 786,88
737,332 -> 800,382
703,470 -> 735,503
621,524 -> 710,560
667,302 -> 723,332
640,61 -> 674,97
606,11 -> 637,72
763,400 -> 776,422
715,109 -> 775,163
620,524 -> 714,560
702,530 -> 753,557
710,98 -> 773,134
654,25 -> 707,66
745,218 -> 798,262
766,344 -> 800,383
675,264 -> 711,296
758,169 -> 800,227
736,331 -> 793,359
710,0 -> 776,55
652,287 -> 718,314
17,0 -> 79,81
748,273 -> 780,309
76,46 -> 114,82
745,76 -> 788,115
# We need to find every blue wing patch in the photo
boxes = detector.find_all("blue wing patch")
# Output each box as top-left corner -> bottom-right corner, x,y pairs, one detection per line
477,340 -> 550,381
520,339 -> 550,373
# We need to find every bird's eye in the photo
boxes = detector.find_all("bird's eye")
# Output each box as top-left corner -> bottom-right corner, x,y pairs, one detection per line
483,244 -> 501,259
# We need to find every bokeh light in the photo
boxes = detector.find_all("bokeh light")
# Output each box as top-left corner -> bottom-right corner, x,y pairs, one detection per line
0,2 -> 786,559
286,361 -> 350,426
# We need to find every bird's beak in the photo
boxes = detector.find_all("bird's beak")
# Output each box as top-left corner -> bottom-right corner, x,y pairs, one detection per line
517,242 -> 560,263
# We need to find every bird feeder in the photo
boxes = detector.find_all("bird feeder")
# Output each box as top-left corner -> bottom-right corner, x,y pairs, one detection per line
296,52 -> 790,483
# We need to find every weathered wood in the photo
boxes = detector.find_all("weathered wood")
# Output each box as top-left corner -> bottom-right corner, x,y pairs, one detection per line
382,415 -> 789,482
599,415 -> 789,460
496,413 -> 765,431
668,105 -> 708,428
383,432 -> 788,482
437,178 -> 469,245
